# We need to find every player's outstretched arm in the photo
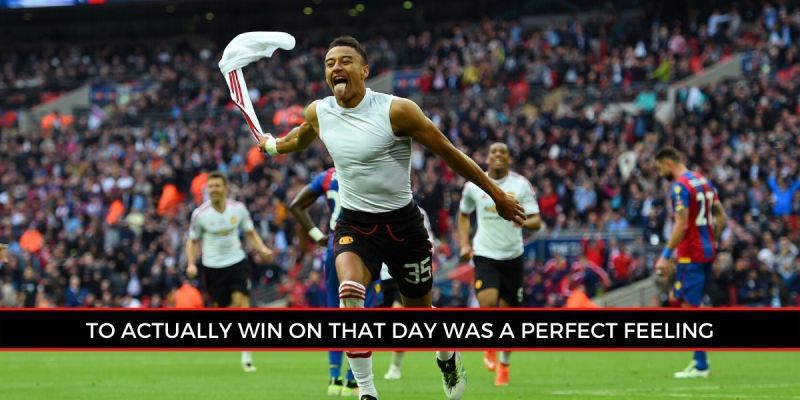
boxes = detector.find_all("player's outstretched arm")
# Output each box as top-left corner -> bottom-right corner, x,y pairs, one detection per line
259,101 -> 320,155
289,184 -> 328,246
390,98 -> 525,225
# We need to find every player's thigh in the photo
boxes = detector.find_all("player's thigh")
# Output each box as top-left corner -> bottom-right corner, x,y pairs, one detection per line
473,256 -> 502,306
385,215 -> 434,301
333,223 -> 382,286
386,241 -> 433,302
227,260 -> 251,306
673,262 -> 708,307
203,266 -> 232,308
497,256 -> 524,307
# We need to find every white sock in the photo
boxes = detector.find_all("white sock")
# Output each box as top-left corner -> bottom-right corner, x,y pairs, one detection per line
339,281 -> 376,396
391,351 -> 405,367
436,351 -> 455,362
241,351 -> 252,365
339,280 -> 366,308
499,351 -> 511,365
347,351 -> 376,396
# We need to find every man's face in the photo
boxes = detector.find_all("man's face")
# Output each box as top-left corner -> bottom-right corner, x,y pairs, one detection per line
325,46 -> 369,101
487,143 -> 511,171
207,178 -> 227,202
655,159 -> 674,180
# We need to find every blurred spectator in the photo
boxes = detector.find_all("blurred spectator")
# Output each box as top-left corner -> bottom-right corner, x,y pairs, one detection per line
304,270 -> 326,308
65,275 -> 89,307
174,280 -> 204,308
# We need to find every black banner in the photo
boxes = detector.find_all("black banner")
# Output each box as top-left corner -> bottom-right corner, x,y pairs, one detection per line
1,308 -> 799,349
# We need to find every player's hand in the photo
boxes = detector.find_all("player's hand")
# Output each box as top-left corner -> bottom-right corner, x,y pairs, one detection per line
186,263 -> 198,279
258,134 -> 278,155
0,243 -> 8,263
459,244 -> 474,262
316,234 -> 330,247
258,247 -> 274,263
655,257 -> 674,277
495,192 -> 526,226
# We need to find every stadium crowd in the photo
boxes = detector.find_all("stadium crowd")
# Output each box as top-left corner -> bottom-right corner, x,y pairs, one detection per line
0,2 -> 799,308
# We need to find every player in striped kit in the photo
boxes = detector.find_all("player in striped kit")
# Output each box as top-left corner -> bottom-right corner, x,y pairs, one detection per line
259,36 -> 525,400
457,142 -> 541,386
289,167 -> 377,396
185,171 -> 274,372
654,147 -> 727,379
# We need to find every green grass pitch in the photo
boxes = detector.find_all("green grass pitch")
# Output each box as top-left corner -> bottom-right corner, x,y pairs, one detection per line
1,351 -> 798,399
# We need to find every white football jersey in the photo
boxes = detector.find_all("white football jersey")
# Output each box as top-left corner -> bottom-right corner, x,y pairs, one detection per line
459,172 -> 539,260
189,199 -> 255,268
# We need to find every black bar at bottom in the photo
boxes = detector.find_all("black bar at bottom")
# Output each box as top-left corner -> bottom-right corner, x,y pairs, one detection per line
0,309 -> 798,349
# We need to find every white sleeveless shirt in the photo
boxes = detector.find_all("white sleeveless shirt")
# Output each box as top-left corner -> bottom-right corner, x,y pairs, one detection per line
316,89 -> 412,213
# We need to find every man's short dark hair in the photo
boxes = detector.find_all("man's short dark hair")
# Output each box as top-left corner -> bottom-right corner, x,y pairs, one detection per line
207,171 -> 228,186
655,146 -> 683,162
328,36 -> 368,64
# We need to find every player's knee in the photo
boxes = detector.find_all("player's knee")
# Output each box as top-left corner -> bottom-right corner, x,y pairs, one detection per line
229,292 -> 249,308
476,290 -> 499,308
339,280 -> 366,308
335,252 -> 371,284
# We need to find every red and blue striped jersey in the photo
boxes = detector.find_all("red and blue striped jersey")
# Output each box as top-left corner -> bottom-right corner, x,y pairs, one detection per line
671,171 -> 719,263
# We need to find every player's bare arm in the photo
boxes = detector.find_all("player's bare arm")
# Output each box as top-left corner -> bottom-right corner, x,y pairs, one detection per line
185,238 -> 200,278
259,101 -> 320,154
244,229 -> 274,262
711,199 -> 727,242
289,184 -> 329,246
457,212 -> 473,261
656,207 -> 689,276
523,213 -> 541,231
390,97 -> 525,224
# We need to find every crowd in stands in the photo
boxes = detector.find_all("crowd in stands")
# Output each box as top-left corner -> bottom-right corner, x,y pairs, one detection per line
0,2 -> 799,309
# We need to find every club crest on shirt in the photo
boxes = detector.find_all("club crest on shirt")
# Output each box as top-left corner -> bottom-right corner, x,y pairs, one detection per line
475,280 -> 483,289
230,216 -> 238,225
339,236 -> 354,245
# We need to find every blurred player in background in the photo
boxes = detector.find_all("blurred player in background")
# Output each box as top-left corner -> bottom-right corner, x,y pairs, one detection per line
289,167 -> 378,396
381,206 -> 434,381
260,36 -> 525,400
458,142 -> 541,386
185,171 -> 274,372
654,147 -> 727,379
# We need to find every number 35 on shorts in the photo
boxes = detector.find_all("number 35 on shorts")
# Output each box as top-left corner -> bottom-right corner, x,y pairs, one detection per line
403,257 -> 432,284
